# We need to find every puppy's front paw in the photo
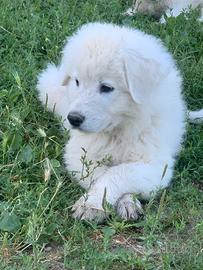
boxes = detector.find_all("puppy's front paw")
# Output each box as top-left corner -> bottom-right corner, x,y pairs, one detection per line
116,194 -> 143,220
160,15 -> 167,24
72,196 -> 106,223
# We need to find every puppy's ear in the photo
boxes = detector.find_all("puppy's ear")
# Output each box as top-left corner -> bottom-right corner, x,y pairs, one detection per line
123,49 -> 164,104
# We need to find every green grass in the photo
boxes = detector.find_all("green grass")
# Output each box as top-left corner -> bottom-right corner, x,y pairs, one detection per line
0,0 -> 202,269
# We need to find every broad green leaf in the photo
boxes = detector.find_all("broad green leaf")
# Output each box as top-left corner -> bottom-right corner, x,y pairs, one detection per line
0,212 -> 21,232
50,159 -> 61,168
19,145 -> 33,164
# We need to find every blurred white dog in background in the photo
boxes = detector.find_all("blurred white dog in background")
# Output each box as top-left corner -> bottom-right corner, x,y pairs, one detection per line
125,0 -> 203,22
37,23 -> 202,222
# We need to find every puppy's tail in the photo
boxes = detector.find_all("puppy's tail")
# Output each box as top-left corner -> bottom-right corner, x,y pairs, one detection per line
188,109 -> 203,123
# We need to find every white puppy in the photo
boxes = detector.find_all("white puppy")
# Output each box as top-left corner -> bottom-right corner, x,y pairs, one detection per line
125,0 -> 203,22
37,23 -> 197,222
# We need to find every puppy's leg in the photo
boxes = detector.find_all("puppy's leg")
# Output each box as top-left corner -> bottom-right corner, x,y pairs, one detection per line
37,64 -> 68,116
72,162 -> 173,222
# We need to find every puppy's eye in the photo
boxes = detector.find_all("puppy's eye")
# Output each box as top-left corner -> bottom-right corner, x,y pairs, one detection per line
100,84 -> 114,93
75,79 -> 79,87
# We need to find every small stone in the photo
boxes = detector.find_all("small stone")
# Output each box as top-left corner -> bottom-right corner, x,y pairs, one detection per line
45,246 -> 52,252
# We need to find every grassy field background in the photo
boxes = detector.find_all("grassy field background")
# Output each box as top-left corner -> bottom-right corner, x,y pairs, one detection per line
0,0 -> 203,269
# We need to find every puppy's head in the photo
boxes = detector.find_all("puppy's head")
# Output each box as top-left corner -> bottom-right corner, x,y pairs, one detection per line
60,23 -> 164,133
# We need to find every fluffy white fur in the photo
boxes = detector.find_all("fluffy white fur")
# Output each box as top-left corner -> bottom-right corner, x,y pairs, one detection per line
126,0 -> 203,22
37,23 -> 192,222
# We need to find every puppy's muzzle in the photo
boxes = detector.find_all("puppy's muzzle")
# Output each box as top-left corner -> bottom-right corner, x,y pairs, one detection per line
67,112 -> 85,127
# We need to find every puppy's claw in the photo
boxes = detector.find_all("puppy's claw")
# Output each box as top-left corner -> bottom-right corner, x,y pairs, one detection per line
72,196 -> 106,223
116,194 -> 143,221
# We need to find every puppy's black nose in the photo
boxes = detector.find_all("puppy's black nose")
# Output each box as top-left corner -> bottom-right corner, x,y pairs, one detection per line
67,112 -> 85,127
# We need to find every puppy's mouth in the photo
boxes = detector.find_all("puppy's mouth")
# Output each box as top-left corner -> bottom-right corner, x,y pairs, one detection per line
70,121 -> 114,134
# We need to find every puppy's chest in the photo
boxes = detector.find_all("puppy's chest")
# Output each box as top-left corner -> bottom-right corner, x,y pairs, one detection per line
64,131 -> 150,173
